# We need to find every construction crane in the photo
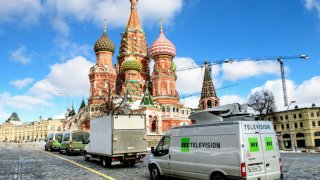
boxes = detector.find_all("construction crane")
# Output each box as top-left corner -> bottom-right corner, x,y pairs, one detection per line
180,83 -> 239,99
221,54 -> 309,106
175,54 -> 308,106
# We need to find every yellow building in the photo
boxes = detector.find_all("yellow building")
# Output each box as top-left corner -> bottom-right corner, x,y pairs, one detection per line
267,106 -> 320,150
0,112 -> 64,143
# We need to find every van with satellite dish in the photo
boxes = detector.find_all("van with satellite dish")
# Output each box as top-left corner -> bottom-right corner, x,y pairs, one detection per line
148,103 -> 282,180
59,130 -> 89,155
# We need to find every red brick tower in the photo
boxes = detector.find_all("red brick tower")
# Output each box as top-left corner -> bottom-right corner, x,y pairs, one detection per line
88,21 -> 117,117
198,62 -> 220,109
149,23 -> 178,104
117,0 -> 150,95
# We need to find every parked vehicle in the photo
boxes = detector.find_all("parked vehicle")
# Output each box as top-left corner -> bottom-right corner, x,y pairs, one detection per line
148,103 -> 283,180
45,132 -> 63,151
84,114 -> 147,167
59,130 -> 89,155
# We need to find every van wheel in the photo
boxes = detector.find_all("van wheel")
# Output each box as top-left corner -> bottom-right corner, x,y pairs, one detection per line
150,164 -> 162,180
59,148 -> 62,154
211,172 -> 225,180
66,148 -> 71,156
129,160 -> 136,167
45,146 -> 48,151
84,152 -> 90,161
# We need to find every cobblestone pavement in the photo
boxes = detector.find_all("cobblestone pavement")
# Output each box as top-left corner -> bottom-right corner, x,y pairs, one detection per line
281,152 -> 320,180
0,143 -> 319,180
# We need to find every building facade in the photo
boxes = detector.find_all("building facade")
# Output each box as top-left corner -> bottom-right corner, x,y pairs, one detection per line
0,112 -> 64,143
87,0 -> 192,134
268,106 -> 320,149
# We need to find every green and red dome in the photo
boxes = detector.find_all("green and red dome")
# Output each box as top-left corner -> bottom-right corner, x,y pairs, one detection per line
94,32 -> 115,53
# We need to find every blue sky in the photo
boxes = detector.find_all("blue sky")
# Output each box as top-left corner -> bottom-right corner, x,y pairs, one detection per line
1,0 -> 320,123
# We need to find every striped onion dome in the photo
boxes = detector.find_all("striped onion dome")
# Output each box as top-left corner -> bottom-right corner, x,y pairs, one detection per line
149,30 -> 176,58
94,31 -> 115,53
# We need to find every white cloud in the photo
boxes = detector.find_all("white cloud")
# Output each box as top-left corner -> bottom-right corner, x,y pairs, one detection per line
249,76 -> 320,110
0,92 -> 51,110
222,61 -> 280,81
10,46 -> 34,65
53,37 -> 93,61
180,96 -> 200,109
175,57 -> 220,94
30,56 -> 94,98
220,95 -> 246,105
10,78 -> 34,89
304,0 -> 320,17
44,0 -> 183,35
0,0 -> 42,25
0,105 -> 9,121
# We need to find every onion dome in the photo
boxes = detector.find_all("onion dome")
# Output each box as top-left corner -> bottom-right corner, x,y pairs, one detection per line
149,28 -> 176,58
121,56 -> 142,72
94,21 -> 115,53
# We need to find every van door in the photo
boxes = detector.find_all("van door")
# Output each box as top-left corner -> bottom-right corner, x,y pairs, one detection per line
260,133 -> 281,179
169,136 -> 196,179
153,136 -> 171,175
243,132 -> 266,180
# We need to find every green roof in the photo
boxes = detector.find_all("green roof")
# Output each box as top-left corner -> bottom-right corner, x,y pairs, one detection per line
6,112 -> 20,122
140,87 -> 154,107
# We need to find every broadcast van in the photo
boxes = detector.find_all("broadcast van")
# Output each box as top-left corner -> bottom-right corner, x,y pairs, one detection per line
148,104 -> 283,180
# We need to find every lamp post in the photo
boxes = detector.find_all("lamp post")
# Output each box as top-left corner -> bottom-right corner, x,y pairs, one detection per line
287,100 -> 296,151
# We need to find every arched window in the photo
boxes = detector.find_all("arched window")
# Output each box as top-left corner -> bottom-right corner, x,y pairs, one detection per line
167,107 -> 170,112
296,133 -> 305,138
314,132 -> 320,136
283,134 -> 290,139
207,100 -> 212,108
215,100 -> 219,106
173,107 -> 176,112
162,107 -> 165,112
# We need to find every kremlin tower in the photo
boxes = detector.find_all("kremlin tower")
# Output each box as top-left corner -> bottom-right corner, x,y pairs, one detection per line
198,62 -> 220,109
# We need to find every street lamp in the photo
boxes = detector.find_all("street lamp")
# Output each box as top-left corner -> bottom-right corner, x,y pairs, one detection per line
287,100 -> 296,151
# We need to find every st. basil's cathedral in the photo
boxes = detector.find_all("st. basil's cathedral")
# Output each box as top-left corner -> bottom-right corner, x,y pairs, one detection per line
72,0 -> 220,137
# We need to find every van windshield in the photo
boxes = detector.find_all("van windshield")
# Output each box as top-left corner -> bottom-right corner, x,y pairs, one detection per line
55,134 -> 62,141
48,134 -> 54,140
72,132 -> 89,142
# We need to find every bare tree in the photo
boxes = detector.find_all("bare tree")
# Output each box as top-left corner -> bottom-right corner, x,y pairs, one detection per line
247,90 -> 276,120
98,81 -> 128,116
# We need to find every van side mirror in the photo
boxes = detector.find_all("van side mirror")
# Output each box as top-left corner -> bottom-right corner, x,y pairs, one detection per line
82,139 -> 90,144
151,147 -> 155,154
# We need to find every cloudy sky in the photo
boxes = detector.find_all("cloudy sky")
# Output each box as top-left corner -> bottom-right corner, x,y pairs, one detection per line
0,0 -> 320,122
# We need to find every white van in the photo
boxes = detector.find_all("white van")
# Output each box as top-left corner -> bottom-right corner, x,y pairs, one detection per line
148,104 -> 283,180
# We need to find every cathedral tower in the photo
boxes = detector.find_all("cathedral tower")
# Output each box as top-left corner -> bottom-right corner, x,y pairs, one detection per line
88,21 -> 117,117
198,62 -> 220,109
117,0 -> 150,95
149,22 -> 178,104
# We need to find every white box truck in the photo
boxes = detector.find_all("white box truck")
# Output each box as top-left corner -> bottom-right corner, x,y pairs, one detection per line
84,114 -> 148,167
148,104 -> 283,180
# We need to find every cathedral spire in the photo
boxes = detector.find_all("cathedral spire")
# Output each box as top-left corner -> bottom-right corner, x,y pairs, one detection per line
128,0 -> 141,28
103,18 -> 107,33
